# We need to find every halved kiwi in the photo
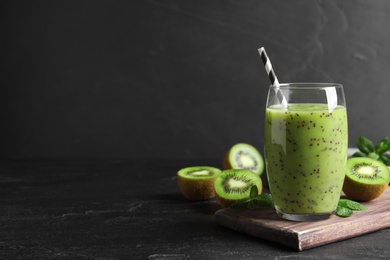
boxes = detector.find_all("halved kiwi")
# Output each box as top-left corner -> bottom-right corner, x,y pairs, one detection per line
214,169 -> 262,208
343,157 -> 390,202
223,143 -> 264,175
177,166 -> 221,200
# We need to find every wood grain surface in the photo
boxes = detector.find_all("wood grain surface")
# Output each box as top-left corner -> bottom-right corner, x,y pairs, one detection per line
215,187 -> 390,251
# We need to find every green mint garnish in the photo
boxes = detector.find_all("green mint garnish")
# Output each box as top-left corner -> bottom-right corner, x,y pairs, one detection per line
356,136 -> 375,154
250,185 -> 258,199
380,153 -> 390,166
338,199 -> 367,211
376,137 -> 390,154
230,187 -> 366,219
230,185 -> 274,210
353,136 -> 390,166
252,194 -> 275,208
336,206 -> 353,218
335,199 -> 367,217
230,198 -> 252,209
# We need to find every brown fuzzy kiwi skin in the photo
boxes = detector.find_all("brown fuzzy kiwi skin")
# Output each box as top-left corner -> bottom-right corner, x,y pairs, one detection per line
177,175 -> 217,201
342,176 -> 389,202
215,184 -> 262,208
222,150 -> 232,170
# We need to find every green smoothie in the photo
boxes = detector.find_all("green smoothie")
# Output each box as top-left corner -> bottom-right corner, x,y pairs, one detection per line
265,103 -> 348,215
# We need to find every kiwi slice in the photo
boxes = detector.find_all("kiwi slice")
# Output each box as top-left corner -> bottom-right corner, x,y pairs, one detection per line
343,157 -> 390,202
223,143 -> 264,175
214,169 -> 262,208
177,166 -> 221,200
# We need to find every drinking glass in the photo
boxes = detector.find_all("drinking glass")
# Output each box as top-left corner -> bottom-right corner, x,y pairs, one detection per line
264,83 -> 348,221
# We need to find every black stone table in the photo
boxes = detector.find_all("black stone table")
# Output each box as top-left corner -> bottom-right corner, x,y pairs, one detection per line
1,158 -> 389,259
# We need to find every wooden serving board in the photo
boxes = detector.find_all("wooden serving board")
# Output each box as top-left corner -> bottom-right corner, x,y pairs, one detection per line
215,187 -> 390,251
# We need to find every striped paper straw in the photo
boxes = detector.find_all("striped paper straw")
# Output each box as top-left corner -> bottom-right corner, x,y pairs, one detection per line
258,47 -> 288,109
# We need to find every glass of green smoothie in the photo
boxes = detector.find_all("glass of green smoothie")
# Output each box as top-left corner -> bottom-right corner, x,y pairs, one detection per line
264,83 -> 348,221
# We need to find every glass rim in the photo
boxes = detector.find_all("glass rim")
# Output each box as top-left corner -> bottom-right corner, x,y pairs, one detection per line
270,82 -> 343,89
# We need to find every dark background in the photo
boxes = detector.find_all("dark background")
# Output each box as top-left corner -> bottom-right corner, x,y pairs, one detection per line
1,0 -> 389,159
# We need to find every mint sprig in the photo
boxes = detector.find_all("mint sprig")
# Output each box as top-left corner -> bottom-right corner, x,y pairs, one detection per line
335,207 -> 353,218
336,199 -> 367,217
353,136 -> 390,166
230,186 -> 367,219
230,185 -> 274,210
338,198 -> 367,211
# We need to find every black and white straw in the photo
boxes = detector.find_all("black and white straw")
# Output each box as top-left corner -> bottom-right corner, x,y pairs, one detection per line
258,47 -> 280,87
258,47 -> 288,109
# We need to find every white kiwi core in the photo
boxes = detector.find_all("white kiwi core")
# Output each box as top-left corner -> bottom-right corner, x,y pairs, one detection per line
228,178 -> 247,188
239,154 -> 255,168
192,170 -> 210,176
355,165 -> 376,176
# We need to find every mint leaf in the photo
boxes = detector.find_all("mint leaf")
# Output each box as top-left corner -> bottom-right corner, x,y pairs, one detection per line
230,198 -> 252,209
338,199 -> 367,211
352,151 -> 367,157
230,193 -> 274,210
230,196 -> 367,217
247,200 -> 258,210
335,199 -> 366,218
356,136 -> 375,154
336,206 -> 353,218
253,194 -> 274,208
353,136 -> 390,166
379,153 -> 390,166
368,152 -> 380,160
337,199 -> 349,208
375,137 -> 390,154
250,185 -> 258,199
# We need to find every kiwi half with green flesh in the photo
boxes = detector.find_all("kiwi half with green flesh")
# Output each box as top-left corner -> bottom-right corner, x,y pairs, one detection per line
223,143 -> 264,175
214,169 -> 262,208
177,166 -> 221,200
343,157 -> 390,202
